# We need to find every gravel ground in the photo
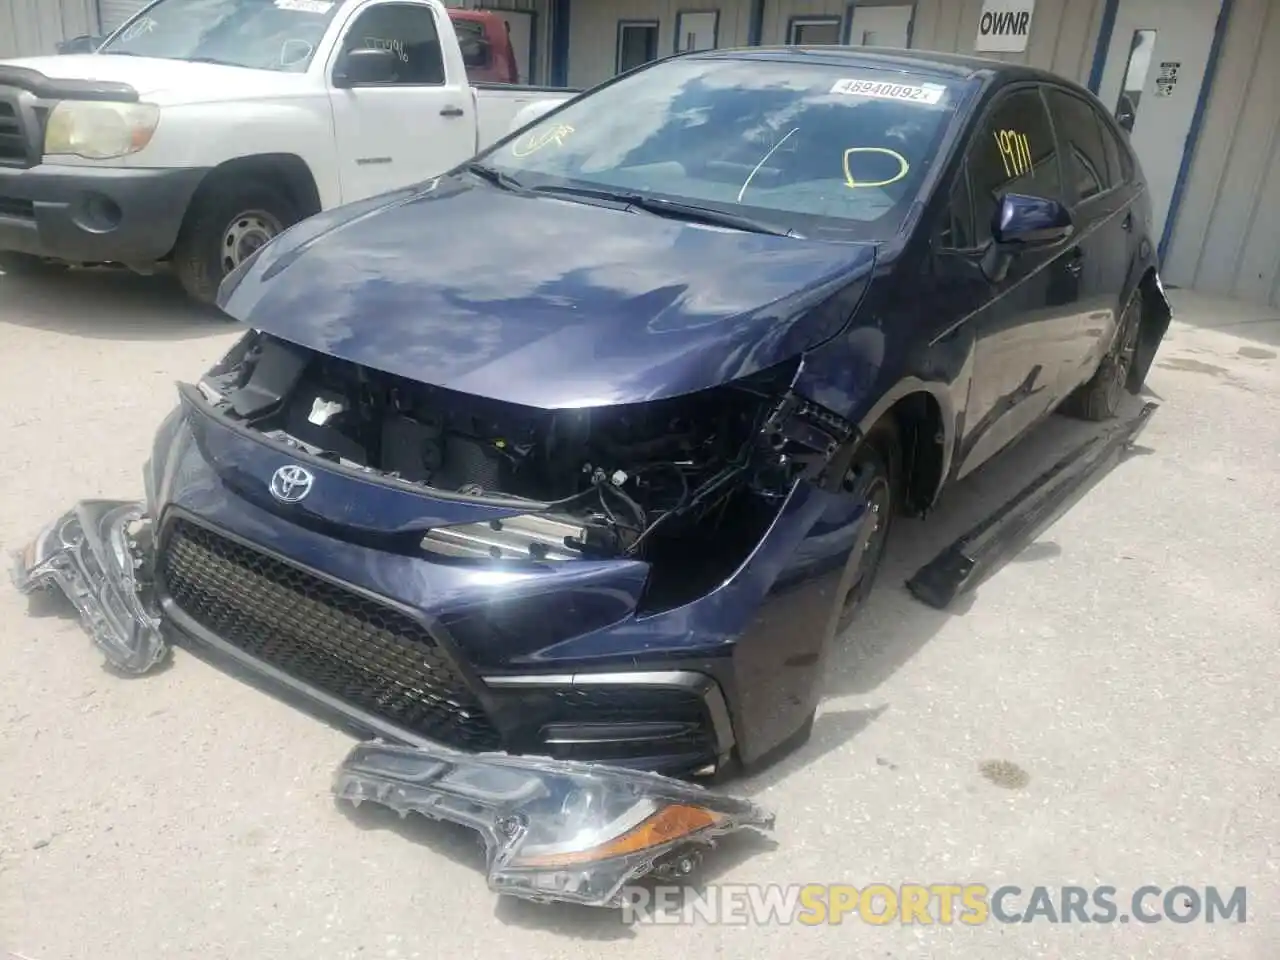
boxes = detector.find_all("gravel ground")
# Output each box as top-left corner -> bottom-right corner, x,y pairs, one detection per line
0,271 -> 1276,960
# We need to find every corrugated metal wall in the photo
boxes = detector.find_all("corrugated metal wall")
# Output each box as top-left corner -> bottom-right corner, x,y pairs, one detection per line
1163,0 -> 1280,308
0,0 -> 100,58
98,0 -> 150,34
910,0 -> 1107,85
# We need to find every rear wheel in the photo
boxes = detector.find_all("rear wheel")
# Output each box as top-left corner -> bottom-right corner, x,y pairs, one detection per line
173,180 -> 298,305
1062,288 -> 1144,421
835,422 -> 900,633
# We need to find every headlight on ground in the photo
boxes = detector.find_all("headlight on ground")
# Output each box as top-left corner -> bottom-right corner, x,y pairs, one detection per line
44,101 -> 160,160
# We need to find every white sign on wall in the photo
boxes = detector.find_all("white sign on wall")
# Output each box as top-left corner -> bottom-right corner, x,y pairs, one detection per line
975,0 -> 1036,53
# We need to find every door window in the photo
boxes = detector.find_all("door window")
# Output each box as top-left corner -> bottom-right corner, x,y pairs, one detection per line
616,21 -> 659,72
788,18 -> 842,44
1045,88 -> 1112,201
1095,107 -> 1132,186
967,87 -> 1062,244
340,2 -> 446,85
936,159 -> 977,251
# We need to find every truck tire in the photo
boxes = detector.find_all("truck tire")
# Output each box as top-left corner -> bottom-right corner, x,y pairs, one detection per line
1061,287 -> 1144,422
0,252 -> 67,277
173,180 -> 298,305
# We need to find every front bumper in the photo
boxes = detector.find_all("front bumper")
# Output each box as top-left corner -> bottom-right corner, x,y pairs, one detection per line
10,503 -> 775,907
0,163 -> 207,263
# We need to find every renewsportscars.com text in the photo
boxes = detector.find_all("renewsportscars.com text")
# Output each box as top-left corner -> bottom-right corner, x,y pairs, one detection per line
620,883 -> 1248,925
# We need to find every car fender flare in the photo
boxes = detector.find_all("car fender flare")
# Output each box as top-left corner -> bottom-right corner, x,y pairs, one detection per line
855,378 -> 957,506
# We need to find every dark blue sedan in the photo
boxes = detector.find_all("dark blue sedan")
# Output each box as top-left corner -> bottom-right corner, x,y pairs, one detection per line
17,46 -> 1171,781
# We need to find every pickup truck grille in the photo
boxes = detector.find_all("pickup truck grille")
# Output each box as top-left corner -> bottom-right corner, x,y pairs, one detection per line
158,518 -> 502,750
0,96 -> 34,168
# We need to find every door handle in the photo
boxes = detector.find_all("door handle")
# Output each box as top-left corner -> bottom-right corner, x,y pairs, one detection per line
1065,247 -> 1084,276
440,106 -> 465,117
1122,211 -> 1134,232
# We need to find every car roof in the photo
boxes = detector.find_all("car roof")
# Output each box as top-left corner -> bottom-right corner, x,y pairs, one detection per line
695,45 -> 1080,90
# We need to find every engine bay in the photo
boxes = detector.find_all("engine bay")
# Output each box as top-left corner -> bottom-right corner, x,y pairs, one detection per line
196,332 -> 850,602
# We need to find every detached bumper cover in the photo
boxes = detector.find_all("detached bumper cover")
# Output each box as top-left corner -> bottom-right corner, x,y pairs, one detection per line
335,741 -> 774,907
10,499 -> 167,674
9,498 -> 775,907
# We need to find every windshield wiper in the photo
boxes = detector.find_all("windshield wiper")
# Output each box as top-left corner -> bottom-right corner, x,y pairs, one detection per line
465,162 -> 528,193
185,56 -> 241,67
531,185 -> 795,237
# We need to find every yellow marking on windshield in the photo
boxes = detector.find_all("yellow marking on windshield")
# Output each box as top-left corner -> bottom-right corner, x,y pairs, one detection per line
511,124 -> 575,158
842,147 -> 910,189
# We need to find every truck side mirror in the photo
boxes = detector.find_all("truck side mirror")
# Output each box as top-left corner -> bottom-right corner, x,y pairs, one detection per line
460,37 -> 491,69
333,46 -> 400,87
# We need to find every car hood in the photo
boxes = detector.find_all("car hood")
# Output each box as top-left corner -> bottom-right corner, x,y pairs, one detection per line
219,176 -> 879,409
0,55 -> 313,105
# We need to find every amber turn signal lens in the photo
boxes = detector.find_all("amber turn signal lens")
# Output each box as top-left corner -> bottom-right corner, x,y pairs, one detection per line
513,804 -> 724,868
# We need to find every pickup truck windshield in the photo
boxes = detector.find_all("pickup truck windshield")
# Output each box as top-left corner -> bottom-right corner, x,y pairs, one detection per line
97,0 -> 342,72
484,58 -> 960,240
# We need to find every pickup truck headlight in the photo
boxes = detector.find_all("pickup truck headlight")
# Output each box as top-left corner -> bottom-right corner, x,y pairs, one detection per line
44,101 -> 160,160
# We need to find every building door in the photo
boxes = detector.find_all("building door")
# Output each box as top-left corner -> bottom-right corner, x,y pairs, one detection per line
1095,0 -> 1225,248
847,4 -> 912,47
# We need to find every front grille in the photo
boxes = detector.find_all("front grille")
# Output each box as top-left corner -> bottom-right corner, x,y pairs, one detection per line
0,99 -> 32,168
159,518 -> 502,750
0,195 -> 33,219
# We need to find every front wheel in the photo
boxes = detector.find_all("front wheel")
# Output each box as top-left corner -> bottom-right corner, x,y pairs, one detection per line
173,180 -> 298,306
834,422 -> 900,633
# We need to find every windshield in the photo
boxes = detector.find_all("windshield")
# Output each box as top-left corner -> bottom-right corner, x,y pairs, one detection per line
97,0 -> 341,73
481,57 -> 961,240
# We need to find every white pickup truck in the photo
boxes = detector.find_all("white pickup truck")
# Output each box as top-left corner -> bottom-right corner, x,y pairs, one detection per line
0,0 -> 575,302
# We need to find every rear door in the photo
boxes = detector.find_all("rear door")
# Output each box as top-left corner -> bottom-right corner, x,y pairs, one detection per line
327,1 -> 477,202
933,84 -> 1078,477
1042,85 -> 1133,391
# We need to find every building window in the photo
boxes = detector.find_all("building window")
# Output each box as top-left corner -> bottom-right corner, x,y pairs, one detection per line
674,10 -> 719,53
788,17 -> 841,45
617,20 -> 659,73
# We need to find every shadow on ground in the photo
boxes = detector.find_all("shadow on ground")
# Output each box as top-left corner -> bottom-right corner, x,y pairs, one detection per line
0,268 -> 234,341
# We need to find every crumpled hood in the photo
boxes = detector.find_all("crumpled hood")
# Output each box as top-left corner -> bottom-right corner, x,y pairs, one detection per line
0,54 -> 313,105
219,176 -> 878,409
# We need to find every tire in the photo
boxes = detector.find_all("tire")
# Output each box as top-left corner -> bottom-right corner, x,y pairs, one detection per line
173,179 -> 298,305
834,421 -> 901,633
1061,288 -> 1144,422
0,251 -> 68,276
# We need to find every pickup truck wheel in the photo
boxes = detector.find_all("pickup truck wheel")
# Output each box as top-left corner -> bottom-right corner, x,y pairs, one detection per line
0,252 -> 68,276
1061,288 -> 1144,421
173,182 -> 298,305
835,422 -> 900,634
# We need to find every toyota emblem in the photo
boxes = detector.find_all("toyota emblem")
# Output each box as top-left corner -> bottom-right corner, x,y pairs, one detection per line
270,464 -> 314,503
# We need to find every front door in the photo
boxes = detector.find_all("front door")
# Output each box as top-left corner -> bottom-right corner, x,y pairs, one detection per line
328,1 -> 477,203
1095,0 -> 1225,247
847,4 -> 913,47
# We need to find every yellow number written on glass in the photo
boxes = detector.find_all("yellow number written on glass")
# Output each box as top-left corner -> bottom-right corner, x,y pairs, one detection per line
994,129 -> 1032,178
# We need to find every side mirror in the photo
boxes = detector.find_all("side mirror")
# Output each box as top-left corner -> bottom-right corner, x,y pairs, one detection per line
980,193 -> 1074,283
460,37 -> 491,69
993,193 -> 1074,247
333,46 -> 399,87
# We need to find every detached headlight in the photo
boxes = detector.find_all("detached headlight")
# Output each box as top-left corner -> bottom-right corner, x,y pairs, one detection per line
44,100 -> 160,160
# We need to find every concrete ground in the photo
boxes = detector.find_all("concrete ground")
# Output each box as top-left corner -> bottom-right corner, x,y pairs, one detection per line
0,271 -> 1275,960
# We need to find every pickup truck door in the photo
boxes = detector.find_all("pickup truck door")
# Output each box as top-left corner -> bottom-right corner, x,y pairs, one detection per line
327,0 -> 477,202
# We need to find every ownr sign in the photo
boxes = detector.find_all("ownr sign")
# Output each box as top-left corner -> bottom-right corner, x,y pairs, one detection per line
975,0 -> 1036,53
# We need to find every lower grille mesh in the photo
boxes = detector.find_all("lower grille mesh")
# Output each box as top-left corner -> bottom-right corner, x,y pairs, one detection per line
159,518 -> 501,749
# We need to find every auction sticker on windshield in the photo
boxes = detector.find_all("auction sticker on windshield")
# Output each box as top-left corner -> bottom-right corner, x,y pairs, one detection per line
830,78 -> 947,105
275,0 -> 334,12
